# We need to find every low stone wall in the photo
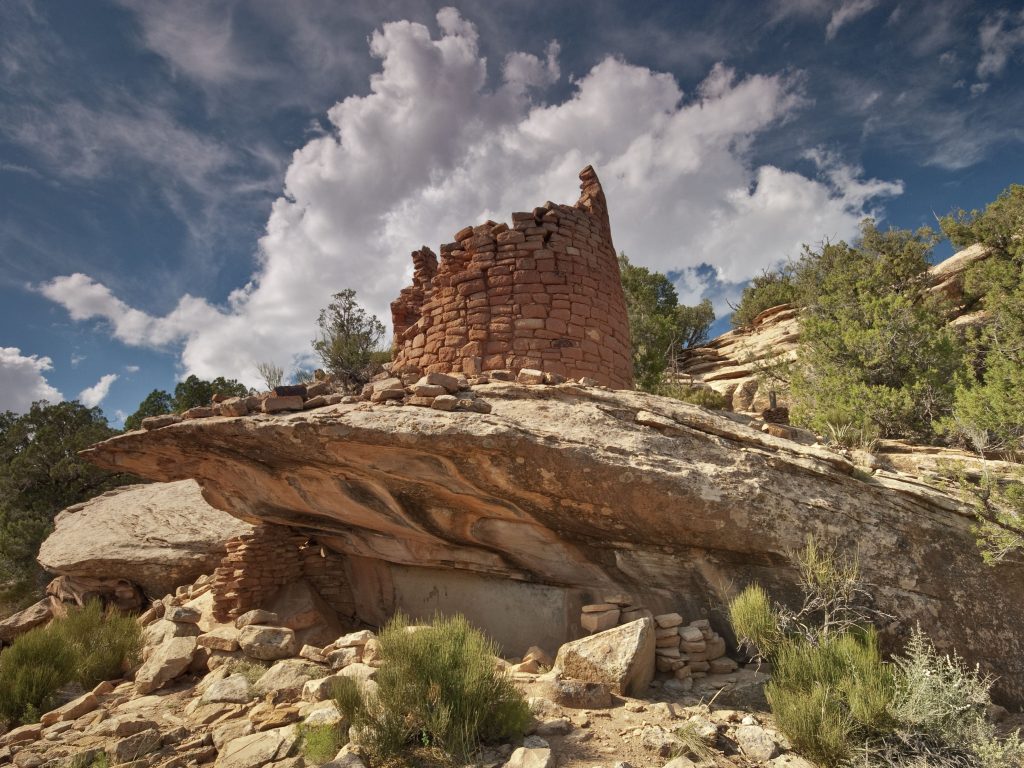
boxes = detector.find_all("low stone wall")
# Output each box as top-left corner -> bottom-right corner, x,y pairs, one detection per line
212,525 -> 359,624
390,166 -> 633,388
211,525 -> 306,621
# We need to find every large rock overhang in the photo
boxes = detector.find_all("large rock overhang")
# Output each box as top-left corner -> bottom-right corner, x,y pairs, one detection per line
81,383 -> 1024,703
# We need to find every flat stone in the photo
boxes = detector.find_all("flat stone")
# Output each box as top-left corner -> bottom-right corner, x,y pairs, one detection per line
581,608 -> 620,633
254,660 -> 322,699
165,605 -> 201,623
141,414 -> 180,430
0,598 -> 52,643
238,625 -> 296,661
202,674 -> 253,704
0,723 -> 42,746
431,394 -> 458,411
235,609 -> 280,629
503,746 -> 554,768
331,630 -> 374,648
654,613 -> 683,628
516,369 -> 545,385
678,626 -> 703,643
214,725 -> 298,768
263,396 -> 304,413
199,627 -> 240,652
419,372 -> 462,393
111,728 -> 162,764
581,603 -> 619,613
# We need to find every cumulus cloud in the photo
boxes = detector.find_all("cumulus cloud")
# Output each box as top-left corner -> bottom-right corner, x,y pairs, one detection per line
826,0 -> 882,40
0,347 -> 63,413
78,373 -> 118,408
39,8 -> 902,386
977,10 -> 1024,79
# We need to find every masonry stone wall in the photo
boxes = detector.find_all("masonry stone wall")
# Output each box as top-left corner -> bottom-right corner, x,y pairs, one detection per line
211,524 -> 357,623
390,166 -> 634,389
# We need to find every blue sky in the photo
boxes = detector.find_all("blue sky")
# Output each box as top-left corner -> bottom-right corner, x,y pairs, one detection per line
2,0 -> 1023,422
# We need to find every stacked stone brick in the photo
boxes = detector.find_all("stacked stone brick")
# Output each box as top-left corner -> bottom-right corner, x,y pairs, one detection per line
390,166 -> 633,389
211,525 -> 306,622
301,544 -> 357,622
580,596 -> 737,690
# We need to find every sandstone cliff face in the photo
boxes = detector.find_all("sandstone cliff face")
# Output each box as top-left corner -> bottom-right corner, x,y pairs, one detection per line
81,383 -> 1024,702
38,480 -> 253,597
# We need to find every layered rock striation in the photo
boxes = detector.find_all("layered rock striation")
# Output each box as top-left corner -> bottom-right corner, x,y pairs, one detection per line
81,381 -> 1024,702
390,166 -> 633,388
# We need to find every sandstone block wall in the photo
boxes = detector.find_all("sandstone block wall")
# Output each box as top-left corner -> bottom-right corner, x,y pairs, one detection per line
212,524 -> 357,622
390,166 -> 634,389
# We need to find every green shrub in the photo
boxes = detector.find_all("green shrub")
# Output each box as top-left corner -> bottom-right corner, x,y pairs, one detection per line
53,600 -> 142,685
657,383 -> 728,410
299,722 -> 346,765
0,623 -> 77,723
0,601 -> 141,726
730,268 -> 799,327
224,659 -> 270,686
728,538 -> 1024,767
728,584 -> 783,660
337,613 -> 531,763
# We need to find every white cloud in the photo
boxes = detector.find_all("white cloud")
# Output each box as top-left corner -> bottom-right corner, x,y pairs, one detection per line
70,353 -> 85,367
0,347 -> 63,413
977,10 -> 1024,79
826,0 -> 881,40
124,364 -> 140,373
39,8 -> 902,386
78,373 -> 118,408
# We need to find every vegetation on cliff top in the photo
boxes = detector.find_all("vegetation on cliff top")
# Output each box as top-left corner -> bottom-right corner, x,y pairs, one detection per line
618,253 -> 715,392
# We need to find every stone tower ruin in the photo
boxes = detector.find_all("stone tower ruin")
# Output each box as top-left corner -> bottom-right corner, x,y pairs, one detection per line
390,166 -> 634,389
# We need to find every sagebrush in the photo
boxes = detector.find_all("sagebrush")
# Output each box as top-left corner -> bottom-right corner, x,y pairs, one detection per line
728,537 -> 1023,767
0,600 -> 141,725
334,613 -> 531,763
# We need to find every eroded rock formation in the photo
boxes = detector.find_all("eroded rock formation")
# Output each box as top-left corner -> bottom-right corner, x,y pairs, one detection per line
390,166 -> 633,388
81,382 -> 1024,702
37,480 -> 253,597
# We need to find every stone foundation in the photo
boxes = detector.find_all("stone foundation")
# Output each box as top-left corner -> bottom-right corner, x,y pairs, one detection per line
390,166 -> 633,388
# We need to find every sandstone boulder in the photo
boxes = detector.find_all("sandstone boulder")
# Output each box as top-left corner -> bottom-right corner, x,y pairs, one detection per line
215,726 -> 298,768
254,659 -> 322,698
238,625 -> 297,660
37,480 -> 252,596
135,636 -> 197,694
554,618 -> 655,697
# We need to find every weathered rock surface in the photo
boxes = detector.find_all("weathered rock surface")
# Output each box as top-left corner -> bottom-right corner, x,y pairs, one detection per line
554,618 -> 655,697
81,381 -> 1024,701
0,598 -> 52,643
37,480 -> 253,596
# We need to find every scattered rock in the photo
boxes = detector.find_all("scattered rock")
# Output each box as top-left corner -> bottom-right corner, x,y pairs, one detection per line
235,609 -> 280,629
254,660 -> 322,698
238,625 -> 296,660
0,599 -> 52,643
549,679 -> 612,709
201,674 -> 253,704
110,728 -> 162,764
503,745 -> 554,768
735,724 -> 780,762
214,725 -> 298,768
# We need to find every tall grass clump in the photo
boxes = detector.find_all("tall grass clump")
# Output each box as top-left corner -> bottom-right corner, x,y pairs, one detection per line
728,536 -> 1023,767
0,600 -> 141,726
334,613 -> 531,764
298,722 -> 346,766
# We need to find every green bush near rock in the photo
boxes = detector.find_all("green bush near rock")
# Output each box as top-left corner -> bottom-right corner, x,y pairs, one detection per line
728,537 -> 1024,767
333,613 -> 531,764
0,600 -> 141,726
298,722 -> 346,765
